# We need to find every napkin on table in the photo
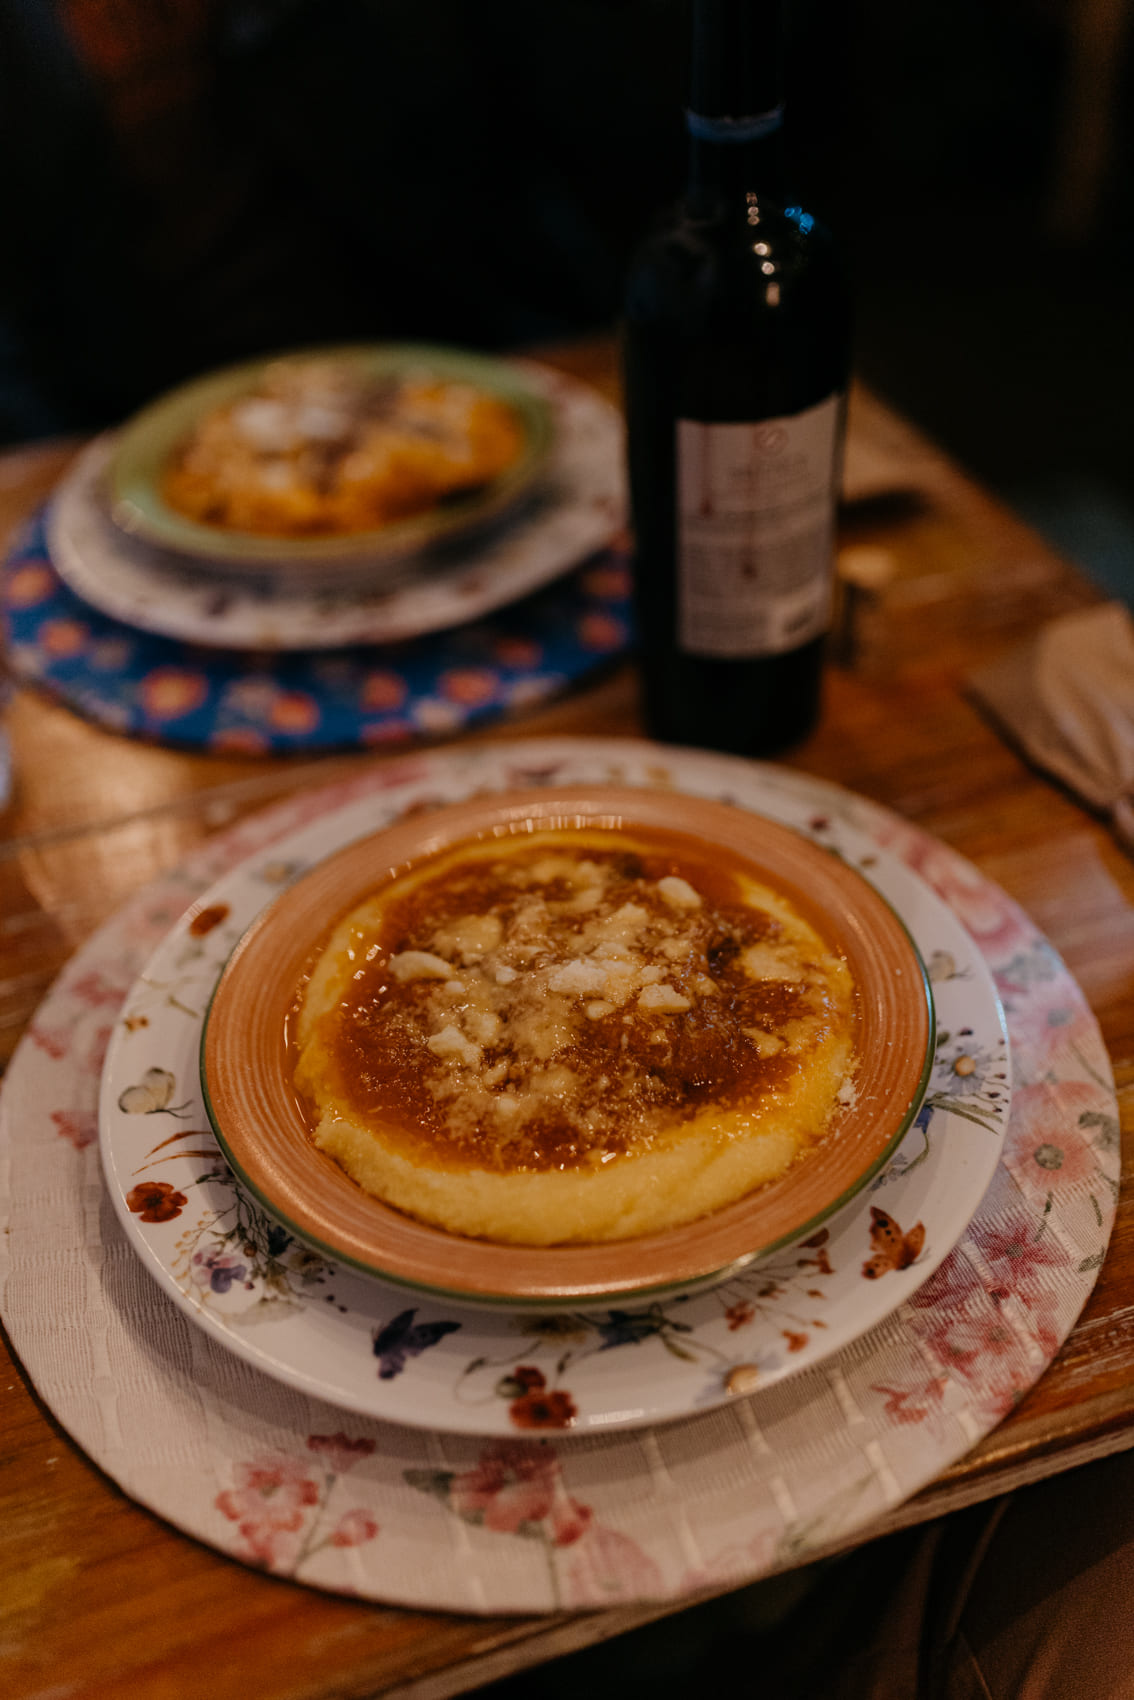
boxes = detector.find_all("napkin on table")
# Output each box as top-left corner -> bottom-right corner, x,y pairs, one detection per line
967,601 -> 1134,853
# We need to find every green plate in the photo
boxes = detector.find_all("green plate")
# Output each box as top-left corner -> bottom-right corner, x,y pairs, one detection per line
108,343 -> 556,571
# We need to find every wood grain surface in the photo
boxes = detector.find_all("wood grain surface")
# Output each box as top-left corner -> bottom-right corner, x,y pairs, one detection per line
2,341 -> 1132,1700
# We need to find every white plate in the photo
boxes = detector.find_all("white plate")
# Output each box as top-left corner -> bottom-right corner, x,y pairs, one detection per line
48,363 -> 625,652
98,746 -> 1010,1437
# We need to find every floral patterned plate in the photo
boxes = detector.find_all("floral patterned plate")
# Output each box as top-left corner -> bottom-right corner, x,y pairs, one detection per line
47,362 -> 625,651
98,746 -> 1010,1437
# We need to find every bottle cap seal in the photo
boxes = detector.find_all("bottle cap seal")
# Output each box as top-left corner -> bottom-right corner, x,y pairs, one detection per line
686,104 -> 784,143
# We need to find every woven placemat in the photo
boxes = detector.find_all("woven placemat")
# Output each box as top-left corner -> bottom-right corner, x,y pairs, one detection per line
0,738 -> 1118,1613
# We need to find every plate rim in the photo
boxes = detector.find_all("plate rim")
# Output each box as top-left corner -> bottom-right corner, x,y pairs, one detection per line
200,785 -> 936,1306
90,738 -> 1019,1437
107,341 -> 556,567
45,371 -> 625,652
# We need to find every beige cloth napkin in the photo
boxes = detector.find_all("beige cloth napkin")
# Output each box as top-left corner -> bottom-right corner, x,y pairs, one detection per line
968,601 -> 1134,852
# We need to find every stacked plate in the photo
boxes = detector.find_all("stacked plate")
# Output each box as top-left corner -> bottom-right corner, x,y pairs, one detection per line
34,345 -> 628,693
97,763 -> 1012,1438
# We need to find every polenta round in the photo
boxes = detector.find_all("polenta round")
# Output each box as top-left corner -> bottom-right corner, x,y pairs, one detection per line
293,826 -> 857,1245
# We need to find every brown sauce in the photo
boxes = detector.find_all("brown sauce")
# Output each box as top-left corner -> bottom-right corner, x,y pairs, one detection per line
307,827 -> 849,1175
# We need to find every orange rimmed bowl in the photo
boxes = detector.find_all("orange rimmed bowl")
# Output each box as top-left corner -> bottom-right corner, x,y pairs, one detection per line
200,787 -> 934,1308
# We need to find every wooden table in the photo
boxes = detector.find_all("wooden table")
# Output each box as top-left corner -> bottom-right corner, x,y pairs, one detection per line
2,341 -> 1132,1699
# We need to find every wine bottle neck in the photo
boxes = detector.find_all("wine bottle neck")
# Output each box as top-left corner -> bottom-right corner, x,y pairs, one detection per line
686,123 -> 784,208
686,0 -> 786,208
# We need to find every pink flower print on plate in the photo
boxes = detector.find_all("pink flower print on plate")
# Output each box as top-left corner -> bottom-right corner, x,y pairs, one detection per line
306,1433 -> 377,1475
872,1376 -> 950,1428
329,1509 -> 380,1548
70,969 -> 129,1007
564,1523 -> 667,1607
29,1023 -> 70,1060
51,1108 -> 98,1149
968,1209 -> 1073,1298
1005,1079 -> 1117,1200
872,817 -> 1032,959
906,1243 -> 985,1314
435,1441 -> 593,1548
216,1453 -> 321,1570
217,1442 -> 381,1575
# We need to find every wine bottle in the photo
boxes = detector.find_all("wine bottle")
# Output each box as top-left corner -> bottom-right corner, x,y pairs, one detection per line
623,0 -> 850,756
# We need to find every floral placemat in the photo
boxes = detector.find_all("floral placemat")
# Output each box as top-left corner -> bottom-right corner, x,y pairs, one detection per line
0,738 -> 1119,1613
0,525 -> 631,754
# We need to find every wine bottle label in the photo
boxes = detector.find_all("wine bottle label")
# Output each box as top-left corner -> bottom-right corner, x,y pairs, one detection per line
676,395 -> 841,659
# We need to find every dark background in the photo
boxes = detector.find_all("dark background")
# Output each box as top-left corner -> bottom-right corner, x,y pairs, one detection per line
3,0 -> 1132,591
1,6 -> 1131,1688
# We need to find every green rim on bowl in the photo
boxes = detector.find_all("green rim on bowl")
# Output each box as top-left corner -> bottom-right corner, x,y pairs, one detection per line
108,343 -> 556,568
200,787 -> 936,1309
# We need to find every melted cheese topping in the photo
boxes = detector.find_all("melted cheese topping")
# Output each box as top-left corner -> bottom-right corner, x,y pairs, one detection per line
162,358 -> 526,538
294,826 -> 857,1244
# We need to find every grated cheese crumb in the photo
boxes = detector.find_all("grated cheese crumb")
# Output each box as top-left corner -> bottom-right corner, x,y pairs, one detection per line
744,1027 -> 785,1058
389,950 -> 456,981
548,959 -> 610,995
638,983 -> 692,1013
657,876 -> 702,910
426,1024 -> 481,1067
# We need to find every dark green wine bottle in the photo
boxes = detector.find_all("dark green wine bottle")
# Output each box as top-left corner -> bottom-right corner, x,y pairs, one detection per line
623,0 -> 850,756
